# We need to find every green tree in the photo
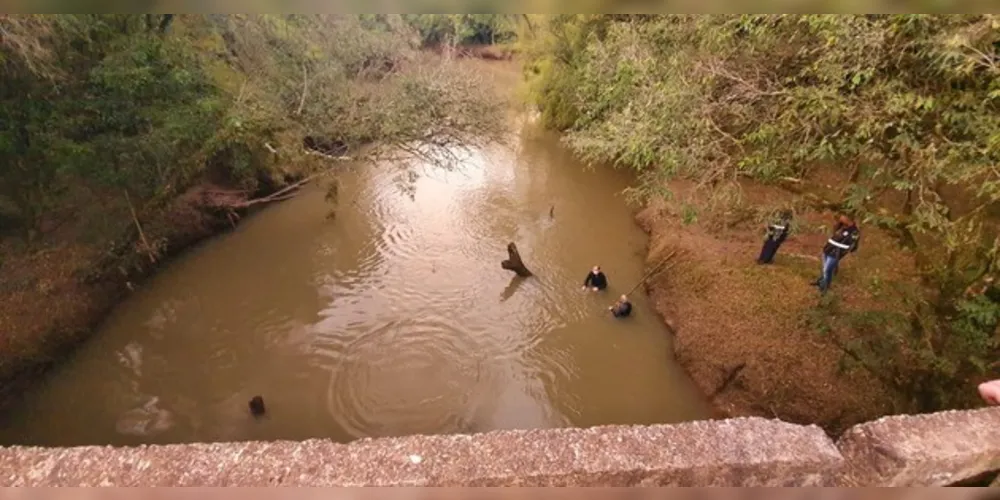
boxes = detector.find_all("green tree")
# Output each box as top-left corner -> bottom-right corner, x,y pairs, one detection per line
0,15 -> 218,233
402,14 -> 518,47
0,14 -> 506,243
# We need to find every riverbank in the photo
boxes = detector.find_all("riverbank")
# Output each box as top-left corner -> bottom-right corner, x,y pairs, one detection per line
0,169 -> 306,409
0,38 -> 911,438
637,177 -> 918,435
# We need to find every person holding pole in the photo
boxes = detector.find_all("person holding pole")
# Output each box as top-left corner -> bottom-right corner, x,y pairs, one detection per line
609,294 -> 633,318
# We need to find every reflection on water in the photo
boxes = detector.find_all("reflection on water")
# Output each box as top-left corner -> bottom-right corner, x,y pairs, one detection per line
115,396 -> 174,437
0,122 -> 709,447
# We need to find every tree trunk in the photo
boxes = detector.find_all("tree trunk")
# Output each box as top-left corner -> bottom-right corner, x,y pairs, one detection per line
521,14 -> 535,36
501,242 -> 532,277
847,160 -> 862,183
158,14 -> 174,33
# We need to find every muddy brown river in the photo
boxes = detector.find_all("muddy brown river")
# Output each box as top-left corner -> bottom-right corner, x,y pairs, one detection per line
0,121 -> 709,447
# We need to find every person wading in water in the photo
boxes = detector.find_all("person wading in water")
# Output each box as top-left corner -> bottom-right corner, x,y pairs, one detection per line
757,210 -> 792,264
582,265 -> 608,292
249,396 -> 266,418
609,294 -> 633,318
815,214 -> 860,293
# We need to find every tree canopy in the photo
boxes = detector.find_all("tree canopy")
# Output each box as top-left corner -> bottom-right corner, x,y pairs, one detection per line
0,14 -> 506,243
401,14 -> 519,47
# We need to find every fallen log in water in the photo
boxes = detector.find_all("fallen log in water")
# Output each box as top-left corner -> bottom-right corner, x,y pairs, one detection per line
233,174 -> 319,209
500,242 -> 533,277
200,175 -> 317,212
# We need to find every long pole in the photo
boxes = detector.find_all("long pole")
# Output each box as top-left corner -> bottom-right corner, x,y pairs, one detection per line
623,250 -> 682,297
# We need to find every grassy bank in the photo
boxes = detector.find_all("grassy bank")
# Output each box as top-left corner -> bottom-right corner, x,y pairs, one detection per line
636,177 -> 917,433
519,14 -> 1000,432
0,14 -> 506,408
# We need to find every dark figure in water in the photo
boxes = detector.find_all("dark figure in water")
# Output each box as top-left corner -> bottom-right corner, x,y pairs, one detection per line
249,396 -> 266,417
582,265 -> 608,291
757,210 -> 793,264
609,294 -> 633,318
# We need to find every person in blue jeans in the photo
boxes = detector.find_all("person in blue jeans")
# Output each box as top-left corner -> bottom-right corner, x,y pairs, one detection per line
815,214 -> 860,293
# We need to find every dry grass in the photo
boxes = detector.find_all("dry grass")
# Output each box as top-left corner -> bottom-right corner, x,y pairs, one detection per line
638,179 -> 919,434
0,242 -> 109,378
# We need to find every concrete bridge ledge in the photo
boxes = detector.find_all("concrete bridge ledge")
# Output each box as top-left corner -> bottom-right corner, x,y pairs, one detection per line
837,407 -> 1000,486
1,409 -> 998,486
0,417 -> 842,487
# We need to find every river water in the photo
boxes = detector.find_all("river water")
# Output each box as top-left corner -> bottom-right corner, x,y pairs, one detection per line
0,120 -> 709,447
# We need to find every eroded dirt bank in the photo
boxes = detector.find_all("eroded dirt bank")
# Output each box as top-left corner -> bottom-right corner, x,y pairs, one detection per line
0,176 -> 294,411
637,179 -> 917,435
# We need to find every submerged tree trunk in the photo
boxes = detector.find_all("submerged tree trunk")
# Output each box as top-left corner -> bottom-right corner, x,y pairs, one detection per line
501,241 -> 532,277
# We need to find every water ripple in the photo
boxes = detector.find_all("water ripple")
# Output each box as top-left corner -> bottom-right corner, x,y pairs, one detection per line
0,126 -> 708,448
323,317 -> 495,439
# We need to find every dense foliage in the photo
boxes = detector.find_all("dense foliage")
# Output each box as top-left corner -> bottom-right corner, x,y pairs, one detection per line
0,14 -> 505,245
522,14 -> 1000,412
401,14 -> 519,47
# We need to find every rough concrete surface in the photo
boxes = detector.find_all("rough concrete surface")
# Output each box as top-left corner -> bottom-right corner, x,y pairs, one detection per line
4,409 -> 999,486
0,418 -> 844,487
837,407 -> 1000,486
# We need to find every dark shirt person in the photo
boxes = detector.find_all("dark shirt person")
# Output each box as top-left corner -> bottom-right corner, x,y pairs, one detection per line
757,210 -> 792,264
249,396 -> 266,418
582,265 -> 608,291
609,294 -> 632,318
815,215 -> 860,293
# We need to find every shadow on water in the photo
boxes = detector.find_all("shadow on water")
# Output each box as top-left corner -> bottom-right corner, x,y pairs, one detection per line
500,275 -> 527,303
0,117 -> 711,447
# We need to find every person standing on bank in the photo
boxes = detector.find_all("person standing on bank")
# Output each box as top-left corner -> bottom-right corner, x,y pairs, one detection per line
757,209 -> 793,264
582,265 -> 608,292
815,214 -> 860,293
